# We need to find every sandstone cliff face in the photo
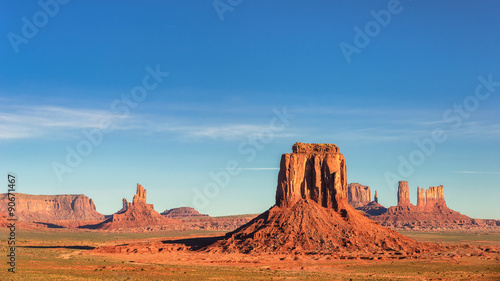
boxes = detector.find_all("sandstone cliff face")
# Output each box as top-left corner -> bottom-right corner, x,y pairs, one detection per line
133,184 -> 147,204
0,193 -> 104,222
275,142 -> 347,211
397,181 -> 411,206
347,183 -> 371,208
426,185 -> 446,208
209,143 -> 422,254
417,187 -> 425,209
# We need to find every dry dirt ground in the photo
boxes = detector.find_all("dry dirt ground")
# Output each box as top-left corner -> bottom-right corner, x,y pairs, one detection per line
1,228 -> 499,280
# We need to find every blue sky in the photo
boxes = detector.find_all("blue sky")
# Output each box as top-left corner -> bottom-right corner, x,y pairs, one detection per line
1,1 -> 499,219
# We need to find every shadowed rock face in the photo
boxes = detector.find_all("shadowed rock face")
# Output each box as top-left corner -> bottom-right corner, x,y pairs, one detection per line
275,142 -> 347,211
0,193 -> 104,222
117,198 -> 132,214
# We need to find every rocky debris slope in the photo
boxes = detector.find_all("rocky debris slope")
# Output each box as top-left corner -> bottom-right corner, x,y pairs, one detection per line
369,181 -> 498,230
347,183 -> 371,208
0,212 -> 9,227
161,207 -> 209,218
0,193 -> 104,222
93,184 -> 179,230
206,143 -> 425,254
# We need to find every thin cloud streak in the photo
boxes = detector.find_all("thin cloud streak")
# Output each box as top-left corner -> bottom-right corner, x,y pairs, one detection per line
0,104 -> 296,141
453,171 -> 500,175
0,105 -> 126,140
158,124 -> 295,141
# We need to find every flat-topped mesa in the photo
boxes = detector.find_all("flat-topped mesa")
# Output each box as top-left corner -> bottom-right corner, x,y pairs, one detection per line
397,181 -> 411,206
292,142 -> 340,154
348,183 -> 371,208
132,184 -> 147,205
417,187 -> 425,209
426,185 -> 446,208
275,143 -> 347,211
0,193 -> 104,221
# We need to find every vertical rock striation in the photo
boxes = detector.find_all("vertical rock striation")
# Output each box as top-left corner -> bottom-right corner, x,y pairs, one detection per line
397,181 -> 411,206
132,184 -> 147,204
275,142 -> 347,211
417,187 -> 425,209
425,185 -> 446,208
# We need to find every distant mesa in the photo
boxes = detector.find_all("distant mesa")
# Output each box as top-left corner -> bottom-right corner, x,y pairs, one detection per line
0,193 -> 104,222
93,184 -> 179,230
347,183 -> 387,216
161,207 -> 209,219
367,181 -> 499,230
347,183 -> 371,208
207,143 -> 423,254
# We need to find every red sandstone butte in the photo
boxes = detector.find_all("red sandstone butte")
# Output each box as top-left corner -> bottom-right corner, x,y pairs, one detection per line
371,182 -> 485,230
207,143 -> 422,254
96,184 -> 178,230
397,181 -> 411,206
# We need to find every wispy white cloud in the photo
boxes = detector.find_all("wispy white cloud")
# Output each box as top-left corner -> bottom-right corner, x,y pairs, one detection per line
0,105 -> 129,140
453,171 -> 500,175
0,104 -> 296,141
158,124 -> 295,141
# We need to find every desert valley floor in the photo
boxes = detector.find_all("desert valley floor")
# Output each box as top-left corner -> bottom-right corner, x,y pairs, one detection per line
1,227 -> 499,280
